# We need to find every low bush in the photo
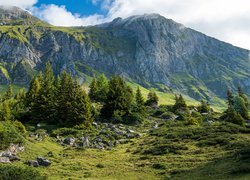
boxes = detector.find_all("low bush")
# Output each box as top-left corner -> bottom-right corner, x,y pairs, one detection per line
0,121 -> 24,150
0,164 -> 46,180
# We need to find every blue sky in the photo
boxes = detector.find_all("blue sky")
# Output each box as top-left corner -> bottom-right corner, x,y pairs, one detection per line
0,0 -> 250,49
34,0 -> 105,16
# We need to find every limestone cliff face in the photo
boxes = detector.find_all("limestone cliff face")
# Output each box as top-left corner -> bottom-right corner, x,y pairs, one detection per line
0,7 -> 249,100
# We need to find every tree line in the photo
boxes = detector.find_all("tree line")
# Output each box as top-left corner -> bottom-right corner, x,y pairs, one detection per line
0,63 -> 249,127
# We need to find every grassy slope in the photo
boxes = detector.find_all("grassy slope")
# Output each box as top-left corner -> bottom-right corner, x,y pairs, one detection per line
8,119 -> 250,180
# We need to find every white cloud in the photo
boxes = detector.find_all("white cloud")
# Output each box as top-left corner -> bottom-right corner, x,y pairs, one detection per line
30,4 -> 109,26
0,0 -> 37,8
10,0 -> 250,49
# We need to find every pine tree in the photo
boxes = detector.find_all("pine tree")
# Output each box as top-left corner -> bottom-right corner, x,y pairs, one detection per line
227,89 -> 234,107
237,86 -> 249,109
234,95 -> 249,119
38,63 -> 56,123
173,94 -> 187,111
101,76 -> 133,120
0,101 -> 11,121
96,74 -> 109,102
135,87 -> 146,116
145,91 -> 159,107
2,85 -> 13,101
198,100 -> 210,113
89,77 -> 98,101
225,106 -> 244,126
89,74 -> 109,103
56,71 -> 93,126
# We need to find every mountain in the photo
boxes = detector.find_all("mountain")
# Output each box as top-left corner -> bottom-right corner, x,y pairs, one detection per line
0,6 -> 249,102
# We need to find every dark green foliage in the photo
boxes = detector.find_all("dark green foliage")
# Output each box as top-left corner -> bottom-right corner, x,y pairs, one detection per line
222,106 -> 244,126
89,77 -> 98,101
2,85 -> 13,101
0,101 -> 11,121
197,100 -> 210,113
0,121 -> 24,150
89,74 -> 109,103
227,89 -> 234,106
56,71 -> 93,126
101,76 -> 133,120
173,94 -> 187,112
234,95 -> 249,120
135,87 -> 146,117
0,164 -> 46,180
124,112 -> 144,125
145,91 -> 159,107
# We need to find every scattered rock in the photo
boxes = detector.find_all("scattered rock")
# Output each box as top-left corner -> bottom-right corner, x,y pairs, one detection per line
79,136 -> 90,148
27,160 -> 39,167
37,157 -> 51,167
63,137 -> 75,146
0,157 -> 10,163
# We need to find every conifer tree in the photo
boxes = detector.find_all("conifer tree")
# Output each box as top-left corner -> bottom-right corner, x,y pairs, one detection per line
198,100 -> 210,113
234,95 -> 249,119
227,89 -> 234,107
89,77 -> 98,101
101,76 -> 133,119
173,94 -> 187,111
56,71 -> 93,126
0,101 -> 11,121
96,74 -> 109,102
145,91 -> 159,107
135,87 -> 146,116
2,85 -> 13,101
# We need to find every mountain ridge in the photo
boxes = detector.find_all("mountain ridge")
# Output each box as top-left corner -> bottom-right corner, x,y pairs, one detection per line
0,6 -> 249,103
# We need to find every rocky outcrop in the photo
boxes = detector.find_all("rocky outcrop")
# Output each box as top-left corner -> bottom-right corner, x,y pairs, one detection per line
0,7 -> 249,101
0,144 -> 24,163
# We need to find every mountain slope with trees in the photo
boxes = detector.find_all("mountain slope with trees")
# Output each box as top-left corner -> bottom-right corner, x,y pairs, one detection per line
0,6 -> 249,104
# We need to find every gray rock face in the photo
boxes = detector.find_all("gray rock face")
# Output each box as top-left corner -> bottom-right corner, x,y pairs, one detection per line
0,7 -> 249,100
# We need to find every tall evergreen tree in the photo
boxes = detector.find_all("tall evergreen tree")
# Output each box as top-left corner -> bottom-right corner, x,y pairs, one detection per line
101,76 -> 133,119
56,71 -> 93,126
96,74 -> 109,102
0,101 -> 11,121
135,87 -> 146,116
173,94 -> 187,111
89,77 -> 98,101
89,74 -> 109,103
227,89 -> 234,107
198,100 -> 210,113
234,95 -> 249,119
145,91 -> 159,107
2,85 -> 13,101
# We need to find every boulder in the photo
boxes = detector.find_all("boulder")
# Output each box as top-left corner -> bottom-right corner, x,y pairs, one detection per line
27,160 -> 39,167
0,157 -> 10,163
79,136 -> 90,148
37,157 -> 51,167
63,137 -> 75,146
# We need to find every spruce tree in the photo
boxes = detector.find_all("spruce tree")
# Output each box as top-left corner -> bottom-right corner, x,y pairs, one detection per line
96,74 -> 109,102
0,101 -> 11,121
227,89 -> 234,107
145,91 -> 159,107
89,77 -> 98,101
135,87 -> 146,116
198,100 -> 210,113
173,94 -> 187,111
101,76 -> 133,120
2,85 -> 13,101
234,95 -> 249,119
56,71 -> 93,126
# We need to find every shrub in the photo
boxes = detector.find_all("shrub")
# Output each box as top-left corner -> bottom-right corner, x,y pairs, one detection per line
0,164 -> 46,180
13,121 -> 27,135
187,117 -> 200,125
124,112 -> 144,125
0,121 -> 24,150
160,112 -> 176,120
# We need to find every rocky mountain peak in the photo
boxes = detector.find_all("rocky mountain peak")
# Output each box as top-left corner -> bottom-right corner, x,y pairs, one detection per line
0,6 -> 42,25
